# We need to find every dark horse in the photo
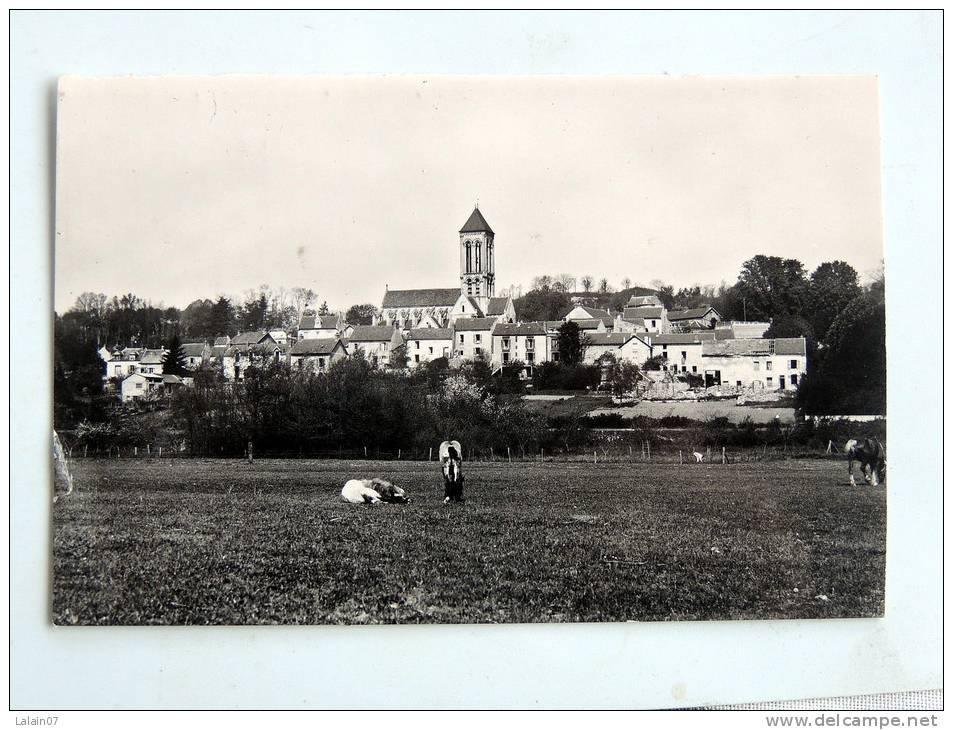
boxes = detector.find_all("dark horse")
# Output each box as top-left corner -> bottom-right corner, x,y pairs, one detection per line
845,438 -> 886,486
439,440 -> 464,503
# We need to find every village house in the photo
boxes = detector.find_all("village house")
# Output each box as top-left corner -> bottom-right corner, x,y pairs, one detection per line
647,332 -> 723,376
120,372 -> 163,402
406,328 -> 454,367
699,337 -> 807,390
222,332 -> 284,380
453,317 -> 498,361
490,322 -> 549,370
298,312 -> 347,340
182,342 -> 210,370
563,305 -> 614,329
582,332 -> 654,366
716,320 -> 771,339
103,347 -> 142,380
288,337 -> 348,372
268,329 -> 291,346
623,304 -> 669,334
346,325 -> 397,367
138,349 -> 166,375
668,305 -> 722,332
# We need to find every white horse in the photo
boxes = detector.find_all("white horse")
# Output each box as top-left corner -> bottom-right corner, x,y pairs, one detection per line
439,440 -> 464,503
341,478 -> 409,504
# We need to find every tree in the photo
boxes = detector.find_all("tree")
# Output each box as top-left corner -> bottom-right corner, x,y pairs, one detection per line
514,286 -> 570,322
580,276 -> 594,293
735,255 -> 808,321
557,321 -> 587,366
388,342 -> 409,370
531,275 -> 553,290
554,273 -> 576,293
806,261 -> 861,343
598,278 -> 611,293
162,333 -> 188,376
620,277 -> 632,290
240,292 -> 269,331
346,303 -> 379,326
209,296 -> 237,337
600,353 -> 642,400
318,300 -> 331,316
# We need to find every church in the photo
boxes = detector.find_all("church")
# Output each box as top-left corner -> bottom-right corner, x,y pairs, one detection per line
377,207 -> 516,329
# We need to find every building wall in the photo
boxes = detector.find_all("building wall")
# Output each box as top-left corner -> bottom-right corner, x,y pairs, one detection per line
618,337 -> 653,365
290,350 -> 347,372
491,333 -> 548,367
455,329 -> 493,361
408,338 -> 453,367
652,342 -> 706,376
349,340 -> 389,367
298,327 -> 339,341
699,354 -> 807,390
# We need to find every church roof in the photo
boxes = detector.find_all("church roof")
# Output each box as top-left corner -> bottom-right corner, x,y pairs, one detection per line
382,288 -> 460,308
486,297 -> 510,316
459,207 -> 494,235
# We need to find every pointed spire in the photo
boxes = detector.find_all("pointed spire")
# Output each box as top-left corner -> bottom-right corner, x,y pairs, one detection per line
459,206 -> 494,234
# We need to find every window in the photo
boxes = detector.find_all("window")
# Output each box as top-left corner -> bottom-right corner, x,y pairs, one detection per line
736,380 -> 742,387
415,341 -> 420,349
465,241 -> 472,272
766,361 -> 773,371
791,374 -> 798,385
753,361 -> 760,371
503,352 -> 510,364
502,337 -> 510,350
681,351 -> 687,360
319,358 -> 326,370
475,347 -> 482,355
459,334 -> 465,344
526,352 -> 534,364
789,359 -> 797,369
766,376 -> 774,387
475,243 -> 481,272
651,320 -> 656,327
681,366 -> 687,373
475,333 -> 481,343
526,338 -> 535,351
553,352 -> 560,362
692,366 -> 697,373
428,347 -> 433,354
414,354 -> 419,363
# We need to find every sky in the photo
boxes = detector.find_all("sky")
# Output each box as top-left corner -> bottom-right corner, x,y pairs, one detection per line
55,75 -> 884,313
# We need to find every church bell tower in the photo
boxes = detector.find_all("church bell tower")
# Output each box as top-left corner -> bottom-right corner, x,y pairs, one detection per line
459,206 -> 495,301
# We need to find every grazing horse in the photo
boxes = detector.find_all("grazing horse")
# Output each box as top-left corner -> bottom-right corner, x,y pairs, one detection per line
845,438 -> 886,486
439,440 -> 464,503
341,478 -> 409,505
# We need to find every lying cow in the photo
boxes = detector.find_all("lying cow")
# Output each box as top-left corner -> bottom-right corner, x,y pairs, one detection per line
341,478 -> 409,505
845,438 -> 886,487
439,440 -> 464,503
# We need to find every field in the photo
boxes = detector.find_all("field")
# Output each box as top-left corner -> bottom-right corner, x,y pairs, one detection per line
53,458 -> 886,625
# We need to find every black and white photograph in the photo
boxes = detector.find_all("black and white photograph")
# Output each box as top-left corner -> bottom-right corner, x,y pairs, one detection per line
52,74 -> 888,626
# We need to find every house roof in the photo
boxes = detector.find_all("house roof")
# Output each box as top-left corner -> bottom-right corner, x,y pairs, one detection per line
571,319 -> 605,330
624,306 -> 664,319
584,332 -> 633,347
210,345 -> 228,359
774,338 -> 807,356
139,349 -> 166,365
132,372 -> 164,381
213,336 -> 230,346
568,306 -> 614,324
290,338 -> 343,356
224,342 -> 284,357
459,207 -> 494,234
486,297 -> 510,316
382,288 -> 461,308
493,322 -> 547,336
453,317 -> 498,332
299,313 -> 341,330
348,325 -> 398,342
649,332 -> 718,345
231,331 -> 270,346
408,328 -> 453,340
162,374 -> 184,384
628,295 -> 663,307
669,306 -> 719,321
182,343 -> 208,357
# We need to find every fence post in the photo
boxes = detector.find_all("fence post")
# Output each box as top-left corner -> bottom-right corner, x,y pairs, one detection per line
507,446 -> 511,463
594,450 -> 597,464
490,447 -> 494,462
647,442 -> 651,461
679,450 -> 683,465
158,446 -> 162,458
398,448 -> 401,460
722,446 -> 726,464
247,440 -> 254,464
364,445 -> 367,458
429,447 -> 433,461
83,444 -> 88,458
826,440 -> 832,454
628,445 -> 632,459
134,446 -> 138,457
146,444 -> 150,456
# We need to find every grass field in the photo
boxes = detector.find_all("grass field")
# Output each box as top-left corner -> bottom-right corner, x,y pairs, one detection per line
53,458 -> 885,625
